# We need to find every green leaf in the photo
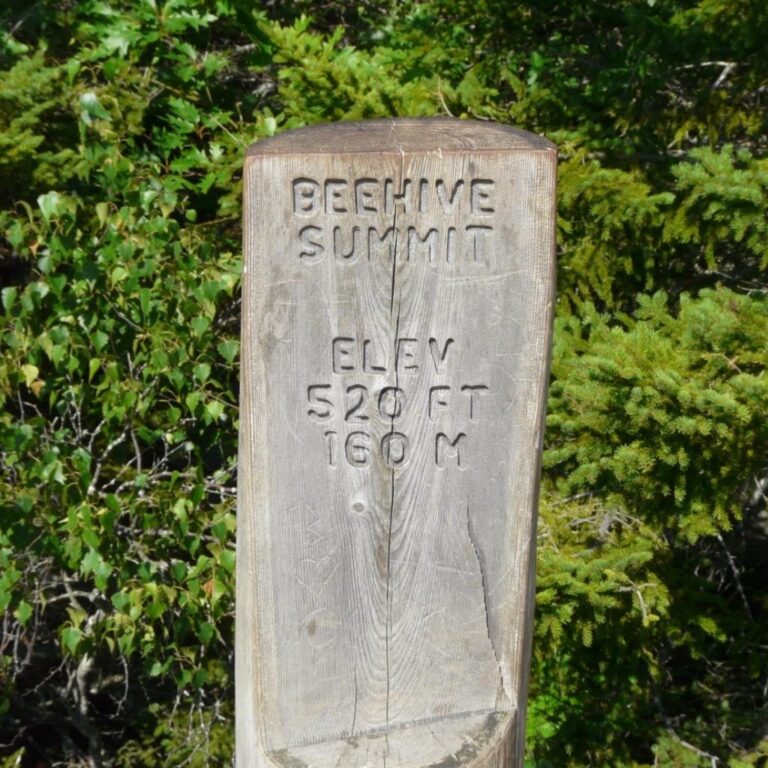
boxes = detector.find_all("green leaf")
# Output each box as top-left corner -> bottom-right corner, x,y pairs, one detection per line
111,592 -> 129,612
91,330 -> 109,351
217,339 -> 239,364
79,91 -> 112,123
61,627 -> 82,655
197,621 -> 214,645
149,660 -> 164,677
205,400 -> 224,421
14,600 -> 32,626
1,287 -> 17,312
105,494 -> 121,515
193,362 -> 211,382
37,191 -> 62,223
95,202 -> 110,226
219,549 -> 235,573
81,548 -> 100,574
138,288 -> 151,319
185,391 -> 201,412
191,316 -> 211,337
88,358 -> 102,382
20,364 -> 39,387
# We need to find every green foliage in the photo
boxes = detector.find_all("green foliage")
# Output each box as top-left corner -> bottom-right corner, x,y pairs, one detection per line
0,51 -> 76,199
0,0 -> 247,761
261,16 -> 440,124
547,289 -> 768,539
529,495 -> 666,764
538,289 -> 768,765
556,153 -> 674,305
0,0 -> 766,765
114,702 -> 234,767
668,147 -> 768,275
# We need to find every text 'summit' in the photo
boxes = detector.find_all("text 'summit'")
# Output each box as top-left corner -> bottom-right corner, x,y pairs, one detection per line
290,177 -> 497,266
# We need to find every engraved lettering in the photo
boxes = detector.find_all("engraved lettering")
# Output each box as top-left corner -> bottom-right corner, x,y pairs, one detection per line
378,387 -> 405,419
367,226 -> 397,262
466,225 -> 493,263
363,339 -> 386,373
429,386 -> 451,421
324,179 -> 348,213
332,337 -> 355,373
384,178 -> 412,215
436,179 -> 464,214
461,385 -> 489,421
344,385 -> 369,422
345,431 -> 370,467
293,178 -> 320,216
446,226 -> 456,263
435,432 -> 467,468
292,176 -> 498,267
323,430 -> 337,467
292,177 -> 497,218
307,384 -> 333,421
299,225 -> 324,261
355,179 -> 378,214
395,338 -> 419,374
333,225 -> 362,262
428,337 -> 455,374
418,179 -> 429,213
407,227 -> 438,262
470,179 -> 495,214
381,432 -> 409,468
308,335 -> 483,468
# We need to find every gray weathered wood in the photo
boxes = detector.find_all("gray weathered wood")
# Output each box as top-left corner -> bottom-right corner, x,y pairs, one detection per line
237,118 -> 557,768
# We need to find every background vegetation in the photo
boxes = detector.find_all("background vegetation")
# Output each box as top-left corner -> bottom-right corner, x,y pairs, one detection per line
0,0 -> 766,765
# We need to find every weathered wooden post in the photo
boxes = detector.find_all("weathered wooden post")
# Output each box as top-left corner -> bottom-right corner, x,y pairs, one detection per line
237,119 -> 556,768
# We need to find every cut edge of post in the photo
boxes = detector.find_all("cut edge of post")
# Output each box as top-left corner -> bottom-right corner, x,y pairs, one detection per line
257,709 -> 518,768
246,118 -> 556,157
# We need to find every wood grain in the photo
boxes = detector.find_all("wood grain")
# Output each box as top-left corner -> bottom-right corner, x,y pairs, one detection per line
237,118 -> 557,768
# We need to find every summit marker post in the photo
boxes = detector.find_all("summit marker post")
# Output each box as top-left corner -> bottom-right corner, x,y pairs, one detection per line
237,118 -> 557,768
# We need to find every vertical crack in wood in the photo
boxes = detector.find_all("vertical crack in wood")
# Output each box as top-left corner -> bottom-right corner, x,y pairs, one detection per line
466,501 -> 508,707
385,305 -> 401,749
384,143 -> 405,749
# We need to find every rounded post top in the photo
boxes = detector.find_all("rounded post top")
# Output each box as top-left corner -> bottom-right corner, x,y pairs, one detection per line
246,118 -> 556,157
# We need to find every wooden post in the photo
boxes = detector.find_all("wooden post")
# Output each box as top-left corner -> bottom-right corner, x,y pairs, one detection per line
237,119 -> 557,768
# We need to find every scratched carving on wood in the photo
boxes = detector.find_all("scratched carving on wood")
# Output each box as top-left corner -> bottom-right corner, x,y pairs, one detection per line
237,119 -> 557,768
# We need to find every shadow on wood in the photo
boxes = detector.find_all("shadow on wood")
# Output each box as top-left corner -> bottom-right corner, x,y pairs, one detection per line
237,119 -> 557,768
